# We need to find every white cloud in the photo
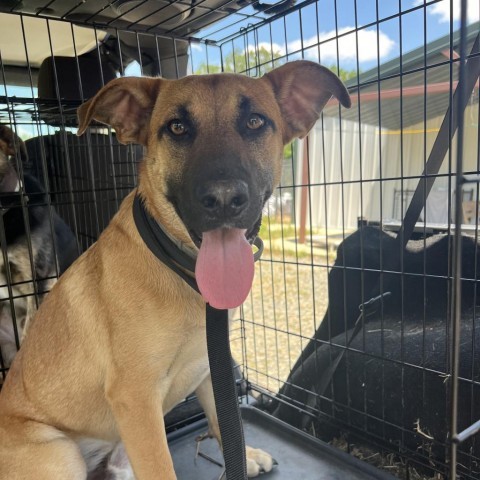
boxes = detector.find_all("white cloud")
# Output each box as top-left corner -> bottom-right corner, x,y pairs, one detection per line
414,0 -> 479,24
190,43 -> 204,52
243,28 -> 395,65
290,27 -> 396,63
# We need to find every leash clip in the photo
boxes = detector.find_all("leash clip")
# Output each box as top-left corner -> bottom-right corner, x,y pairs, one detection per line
253,236 -> 264,262
359,291 -> 392,316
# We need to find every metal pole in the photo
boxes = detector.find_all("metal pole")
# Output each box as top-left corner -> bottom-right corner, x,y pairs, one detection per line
449,1 -> 468,478
298,135 -> 310,245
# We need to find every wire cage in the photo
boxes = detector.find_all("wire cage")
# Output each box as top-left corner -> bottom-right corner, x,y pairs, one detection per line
0,0 -> 479,479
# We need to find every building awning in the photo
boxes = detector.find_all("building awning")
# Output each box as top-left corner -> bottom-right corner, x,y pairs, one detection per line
323,23 -> 479,130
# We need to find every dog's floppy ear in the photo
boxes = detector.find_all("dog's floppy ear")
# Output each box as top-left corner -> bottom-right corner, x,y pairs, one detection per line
263,60 -> 351,144
0,124 -> 28,163
77,77 -> 161,145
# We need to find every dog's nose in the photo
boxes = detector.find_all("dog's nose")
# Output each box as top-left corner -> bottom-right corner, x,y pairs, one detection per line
196,179 -> 249,218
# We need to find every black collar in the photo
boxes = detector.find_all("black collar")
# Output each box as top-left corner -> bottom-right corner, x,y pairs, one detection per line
132,193 -> 264,294
133,193 -> 198,291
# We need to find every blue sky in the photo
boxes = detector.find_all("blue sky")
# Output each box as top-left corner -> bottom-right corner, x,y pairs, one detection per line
189,0 -> 479,74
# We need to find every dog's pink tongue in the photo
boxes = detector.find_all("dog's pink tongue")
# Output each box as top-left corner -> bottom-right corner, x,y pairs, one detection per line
195,228 -> 254,309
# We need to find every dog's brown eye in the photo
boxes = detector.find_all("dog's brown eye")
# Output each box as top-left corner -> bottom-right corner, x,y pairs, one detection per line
247,114 -> 265,130
168,120 -> 187,136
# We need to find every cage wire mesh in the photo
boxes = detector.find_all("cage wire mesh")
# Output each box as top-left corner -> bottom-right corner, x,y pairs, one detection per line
0,0 -> 479,479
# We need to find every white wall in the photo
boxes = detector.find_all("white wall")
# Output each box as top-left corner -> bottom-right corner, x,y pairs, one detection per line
296,101 -> 479,230
294,116 -> 383,231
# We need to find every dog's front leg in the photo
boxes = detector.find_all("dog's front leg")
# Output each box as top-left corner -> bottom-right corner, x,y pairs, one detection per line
107,378 -> 176,480
195,374 -> 276,478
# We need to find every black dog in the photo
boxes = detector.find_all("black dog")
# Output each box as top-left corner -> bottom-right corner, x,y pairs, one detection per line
278,226 -> 480,387
273,226 -> 480,475
0,124 -> 77,373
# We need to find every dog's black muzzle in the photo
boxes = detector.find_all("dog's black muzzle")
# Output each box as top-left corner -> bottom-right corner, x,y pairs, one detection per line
170,161 -> 268,246
185,177 -> 263,238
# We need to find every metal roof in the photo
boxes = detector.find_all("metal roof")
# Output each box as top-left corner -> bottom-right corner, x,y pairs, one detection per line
323,23 -> 480,130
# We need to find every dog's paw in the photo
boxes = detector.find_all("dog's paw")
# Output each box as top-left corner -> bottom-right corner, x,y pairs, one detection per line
246,445 -> 277,477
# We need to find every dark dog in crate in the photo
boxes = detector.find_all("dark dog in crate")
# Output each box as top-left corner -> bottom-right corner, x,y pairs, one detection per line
0,124 -> 77,373
0,61 -> 351,479
279,316 -> 480,476
274,226 -> 480,475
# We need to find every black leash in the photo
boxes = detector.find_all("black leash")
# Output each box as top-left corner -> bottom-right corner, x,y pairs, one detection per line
312,292 -> 391,401
205,304 -> 247,480
133,194 -> 263,479
314,33 -> 480,400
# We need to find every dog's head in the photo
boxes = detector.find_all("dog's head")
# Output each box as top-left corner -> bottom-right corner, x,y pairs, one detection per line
77,60 -> 350,307
0,124 -> 28,191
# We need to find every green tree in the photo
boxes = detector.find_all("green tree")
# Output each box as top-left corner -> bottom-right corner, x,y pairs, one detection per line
193,63 -> 222,75
194,46 -> 284,75
332,66 -> 358,82
194,51 -> 357,82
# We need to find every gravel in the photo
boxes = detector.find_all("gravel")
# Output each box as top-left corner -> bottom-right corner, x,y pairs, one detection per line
230,250 -> 331,394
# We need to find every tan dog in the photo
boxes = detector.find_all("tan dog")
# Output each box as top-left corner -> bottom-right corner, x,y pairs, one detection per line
0,60 -> 350,479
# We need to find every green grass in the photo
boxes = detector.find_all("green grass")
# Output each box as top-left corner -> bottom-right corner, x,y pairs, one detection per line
258,218 -> 351,261
259,221 -> 310,241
